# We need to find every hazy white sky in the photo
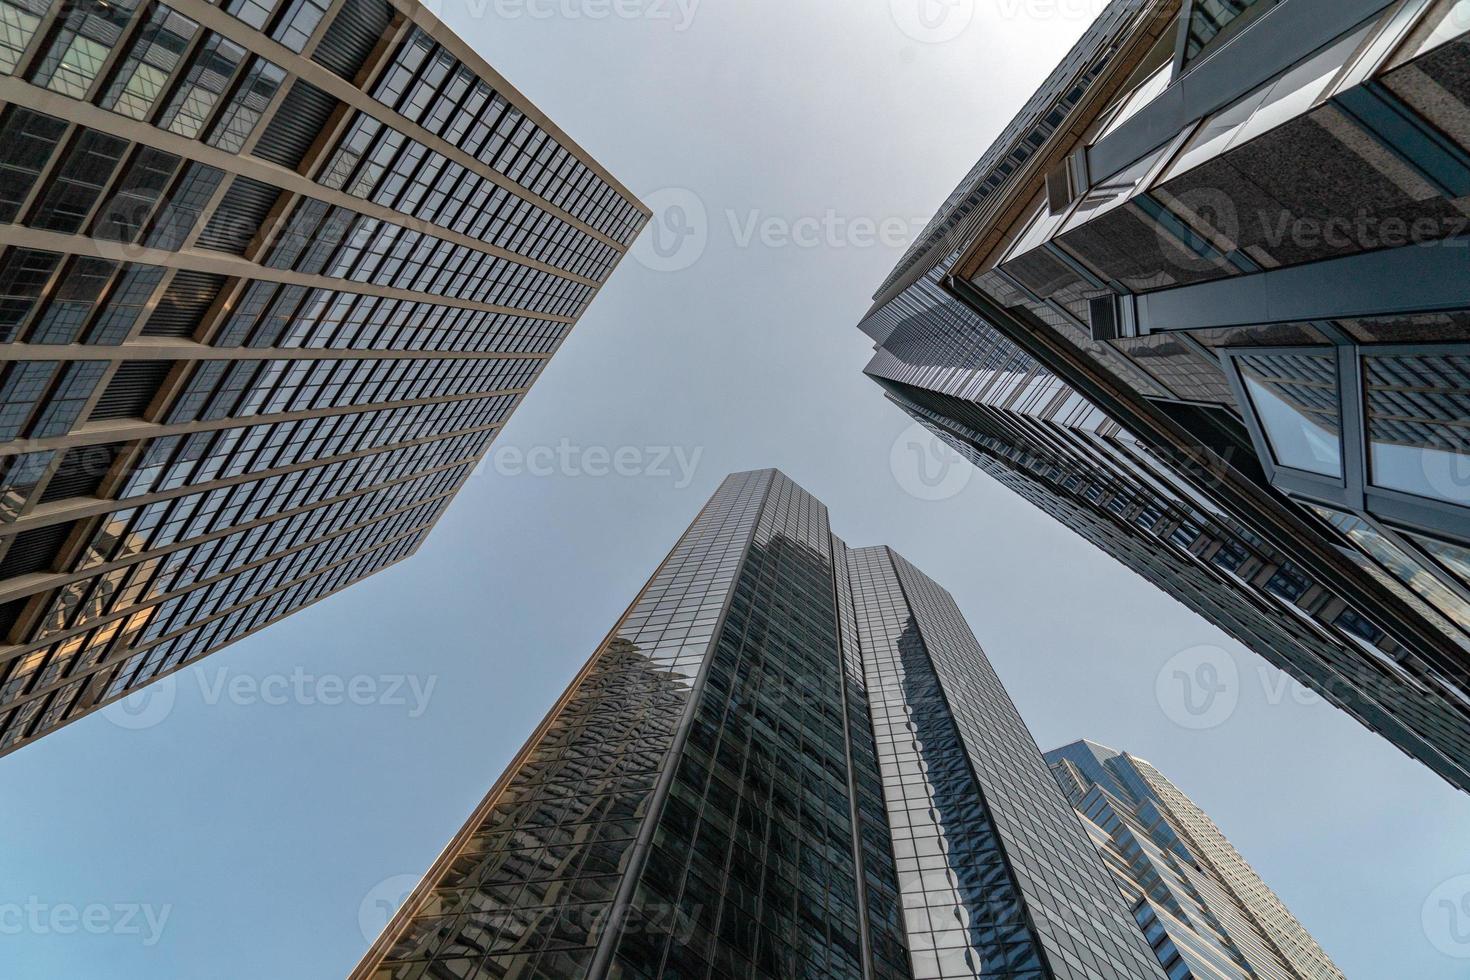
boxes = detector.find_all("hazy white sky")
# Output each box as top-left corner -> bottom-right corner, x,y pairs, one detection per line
0,2 -> 1464,977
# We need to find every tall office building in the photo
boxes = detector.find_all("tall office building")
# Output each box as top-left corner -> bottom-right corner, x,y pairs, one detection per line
354,469 -> 1169,980
1046,740 -> 1344,980
0,0 -> 647,753
860,0 -> 1470,793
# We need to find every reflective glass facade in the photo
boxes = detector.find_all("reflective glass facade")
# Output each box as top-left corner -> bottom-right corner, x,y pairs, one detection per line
860,0 -> 1470,794
1046,741 -> 1344,980
0,0 -> 647,753
354,470 -> 1166,980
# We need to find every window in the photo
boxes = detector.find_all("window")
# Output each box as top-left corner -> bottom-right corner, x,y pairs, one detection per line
0,0 -> 47,75
1364,353 -> 1470,506
34,0 -> 140,99
100,4 -> 198,121
158,34 -> 246,140
1236,352 -> 1344,478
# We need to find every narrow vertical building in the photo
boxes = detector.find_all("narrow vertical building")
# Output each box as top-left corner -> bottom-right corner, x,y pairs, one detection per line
1046,740 -> 1345,980
0,0 -> 646,752
354,470 -> 1168,980
859,0 -> 1470,794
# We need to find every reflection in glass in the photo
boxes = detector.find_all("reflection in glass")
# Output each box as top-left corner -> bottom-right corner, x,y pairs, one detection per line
1366,354 -> 1470,505
1237,353 -> 1343,477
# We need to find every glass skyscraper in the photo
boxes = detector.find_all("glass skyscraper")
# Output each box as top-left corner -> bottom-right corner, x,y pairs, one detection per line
860,0 -> 1470,794
1046,740 -> 1344,980
354,469 -> 1170,980
0,0 -> 646,753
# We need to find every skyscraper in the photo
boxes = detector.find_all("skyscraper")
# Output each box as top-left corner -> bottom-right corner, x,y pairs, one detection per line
1046,740 -> 1344,980
859,0 -> 1470,793
0,0 -> 646,752
353,470 -> 1169,980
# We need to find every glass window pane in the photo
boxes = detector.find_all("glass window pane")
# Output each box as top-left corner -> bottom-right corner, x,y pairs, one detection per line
1237,351 -> 1344,477
1365,353 -> 1470,505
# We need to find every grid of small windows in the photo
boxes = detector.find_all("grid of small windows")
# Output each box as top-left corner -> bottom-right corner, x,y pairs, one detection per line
10,465 -> 464,702
316,112 -> 621,281
0,358 -> 108,441
369,27 -> 644,247
163,355 -> 536,426
0,495 -> 443,747
119,399 -> 505,501
849,545 -> 1049,980
0,0 -> 46,75
266,196 -> 594,317
208,0 -> 329,52
370,470 -> 771,979
212,281 -> 570,354
832,535 -> 915,980
883,374 -> 1470,788
0,523 -> 423,750
611,474 -> 873,979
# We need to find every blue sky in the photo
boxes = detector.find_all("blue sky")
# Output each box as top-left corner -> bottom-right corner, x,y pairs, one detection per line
0,1 -> 1466,977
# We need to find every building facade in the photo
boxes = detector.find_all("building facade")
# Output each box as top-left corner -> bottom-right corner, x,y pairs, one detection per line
353,470 -> 1169,980
0,0 -> 646,752
1046,741 -> 1344,980
860,0 -> 1470,793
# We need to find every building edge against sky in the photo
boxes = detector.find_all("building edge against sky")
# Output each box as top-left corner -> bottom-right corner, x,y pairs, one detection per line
860,0 -> 1470,793
353,469 -> 1178,980
1046,740 -> 1345,980
0,0 -> 647,754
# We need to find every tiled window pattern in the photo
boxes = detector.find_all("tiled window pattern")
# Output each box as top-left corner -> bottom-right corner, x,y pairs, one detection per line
884,549 -> 1166,980
164,355 -> 535,426
848,546 -> 1047,980
119,397 -> 509,499
371,470 -> 771,979
33,0 -> 141,100
0,0 -> 640,758
316,112 -> 620,281
610,476 -> 873,979
370,27 -> 644,246
101,4 -> 199,121
267,197 -> 593,317
0,359 -> 107,441
0,0 -> 47,75
0,521 -> 424,750
908,378 -> 1470,785
209,0 -> 328,51
832,536 -> 915,980
212,281 -> 570,354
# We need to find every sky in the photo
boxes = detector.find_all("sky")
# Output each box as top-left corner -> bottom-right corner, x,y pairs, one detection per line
0,1 -> 1467,977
